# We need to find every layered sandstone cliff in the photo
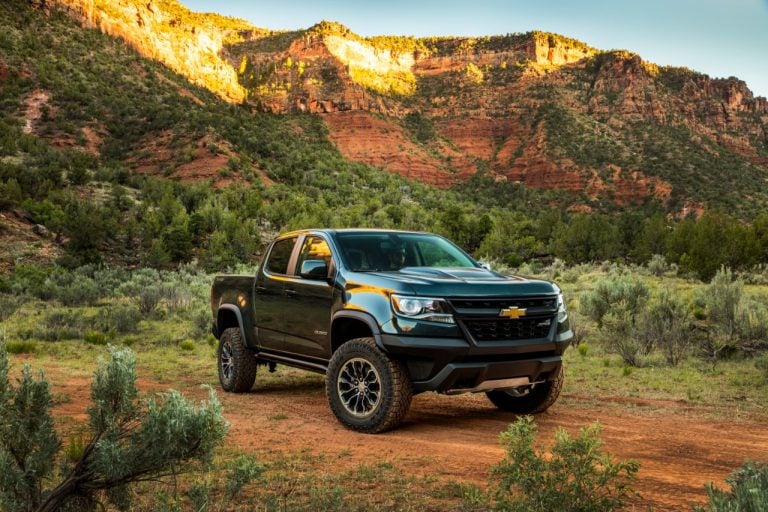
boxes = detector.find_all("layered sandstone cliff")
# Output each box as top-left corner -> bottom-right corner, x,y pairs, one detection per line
40,0 -> 768,210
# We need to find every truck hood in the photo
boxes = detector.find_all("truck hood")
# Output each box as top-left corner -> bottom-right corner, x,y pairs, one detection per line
347,267 -> 558,297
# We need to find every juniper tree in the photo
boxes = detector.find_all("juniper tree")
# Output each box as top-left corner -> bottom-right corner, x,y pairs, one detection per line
0,345 -> 229,512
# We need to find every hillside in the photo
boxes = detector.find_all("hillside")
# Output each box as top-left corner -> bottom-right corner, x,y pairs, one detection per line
41,0 -> 768,216
0,0 -> 576,269
1,0 -> 767,277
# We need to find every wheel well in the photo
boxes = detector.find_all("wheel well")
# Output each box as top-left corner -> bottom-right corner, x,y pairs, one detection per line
331,317 -> 373,353
217,309 -> 240,339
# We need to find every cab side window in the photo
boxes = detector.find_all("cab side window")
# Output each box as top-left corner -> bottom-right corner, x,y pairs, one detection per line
296,236 -> 333,275
265,237 -> 296,275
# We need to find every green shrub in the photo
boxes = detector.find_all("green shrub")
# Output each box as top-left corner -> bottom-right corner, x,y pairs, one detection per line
486,416 -> 639,512
639,287 -> 694,366
188,305 -> 213,338
647,254 -> 671,277
568,310 -> 591,347
694,460 -> 768,512
735,298 -> 768,355
5,340 -> 37,354
8,263 -> 52,298
179,340 -> 195,351
0,345 -> 229,511
103,304 -> 142,334
699,267 -> 742,340
118,269 -> 164,316
580,277 -> 649,328
44,269 -> 100,306
599,301 -> 646,367
37,309 -> 85,341
0,294 -> 20,321
697,268 -> 768,356
83,330 -> 110,345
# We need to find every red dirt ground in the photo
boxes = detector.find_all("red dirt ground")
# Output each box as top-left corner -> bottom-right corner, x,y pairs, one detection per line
42,364 -> 768,511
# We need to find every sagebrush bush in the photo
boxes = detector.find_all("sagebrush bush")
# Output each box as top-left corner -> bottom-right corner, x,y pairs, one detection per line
699,268 -> 742,338
694,460 -> 768,512
647,254 -> 671,277
119,269 -> 165,316
162,282 -> 194,313
36,309 -> 86,341
735,298 -> 768,355
697,267 -> 768,356
599,301 -> 647,367
102,304 -> 142,334
43,268 -> 101,306
0,294 -> 19,321
567,309 -> 591,347
188,305 -> 213,338
0,345 -> 231,511
639,288 -> 694,366
486,416 -> 639,512
580,277 -> 649,328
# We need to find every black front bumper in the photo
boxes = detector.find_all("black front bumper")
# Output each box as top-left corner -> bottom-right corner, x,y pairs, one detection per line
379,333 -> 569,394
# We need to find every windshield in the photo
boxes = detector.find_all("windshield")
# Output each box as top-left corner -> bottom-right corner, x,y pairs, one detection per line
335,232 -> 478,272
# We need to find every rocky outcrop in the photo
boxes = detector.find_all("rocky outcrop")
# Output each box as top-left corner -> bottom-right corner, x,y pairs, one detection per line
45,0 -> 768,208
50,0 -> 247,102
323,111 -> 476,187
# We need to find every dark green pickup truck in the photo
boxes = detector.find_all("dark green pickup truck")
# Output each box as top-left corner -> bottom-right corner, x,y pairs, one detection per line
211,229 -> 573,433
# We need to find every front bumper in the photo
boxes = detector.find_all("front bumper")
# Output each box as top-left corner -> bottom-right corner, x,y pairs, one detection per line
380,329 -> 572,394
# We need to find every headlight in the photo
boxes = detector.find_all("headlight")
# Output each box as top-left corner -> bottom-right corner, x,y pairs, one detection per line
557,292 -> 568,322
391,294 -> 455,324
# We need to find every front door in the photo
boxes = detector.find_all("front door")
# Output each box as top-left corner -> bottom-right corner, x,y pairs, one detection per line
281,235 -> 336,359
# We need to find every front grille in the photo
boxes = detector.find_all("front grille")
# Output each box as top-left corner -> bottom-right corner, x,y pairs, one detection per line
463,317 -> 553,342
450,297 -> 556,310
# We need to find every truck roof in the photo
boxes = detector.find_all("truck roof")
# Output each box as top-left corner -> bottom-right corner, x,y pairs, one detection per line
275,228 -> 432,239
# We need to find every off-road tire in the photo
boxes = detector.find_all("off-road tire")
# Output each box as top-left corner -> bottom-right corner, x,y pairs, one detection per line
217,327 -> 257,393
486,365 -> 564,414
326,337 -> 412,433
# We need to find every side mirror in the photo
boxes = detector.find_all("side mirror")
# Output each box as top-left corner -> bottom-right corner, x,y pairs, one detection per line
300,260 -> 328,280
479,261 -> 492,270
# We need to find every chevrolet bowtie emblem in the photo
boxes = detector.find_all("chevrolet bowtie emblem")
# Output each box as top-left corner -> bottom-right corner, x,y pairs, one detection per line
499,307 -> 526,319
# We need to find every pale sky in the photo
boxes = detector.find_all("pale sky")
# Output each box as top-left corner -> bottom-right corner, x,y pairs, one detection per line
181,0 -> 768,98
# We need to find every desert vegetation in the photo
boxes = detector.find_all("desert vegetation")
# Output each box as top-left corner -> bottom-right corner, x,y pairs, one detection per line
2,258 -> 767,509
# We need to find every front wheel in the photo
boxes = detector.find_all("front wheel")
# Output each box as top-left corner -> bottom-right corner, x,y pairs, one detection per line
486,366 -> 564,414
326,338 -> 412,433
217,327 -> 257,392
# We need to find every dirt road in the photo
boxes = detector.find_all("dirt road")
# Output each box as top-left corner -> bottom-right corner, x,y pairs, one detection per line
48,365 -> 768,511
217,371 -> 768,511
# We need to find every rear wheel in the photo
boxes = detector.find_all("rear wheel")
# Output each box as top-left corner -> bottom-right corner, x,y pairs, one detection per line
217,327 -> 257,392
326,337 -> 412,433
486,366 -> 564,414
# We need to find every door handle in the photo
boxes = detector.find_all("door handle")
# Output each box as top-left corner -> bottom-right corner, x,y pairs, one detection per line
284,289 -> 297,297
255,285 -> 267,292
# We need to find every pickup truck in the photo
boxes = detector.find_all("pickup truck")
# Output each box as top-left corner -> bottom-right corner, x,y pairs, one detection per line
211,229 -> 573,433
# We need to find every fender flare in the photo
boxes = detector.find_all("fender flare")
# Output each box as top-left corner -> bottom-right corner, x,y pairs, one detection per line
331,310 -> 386,352
217,305 -> 247,346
